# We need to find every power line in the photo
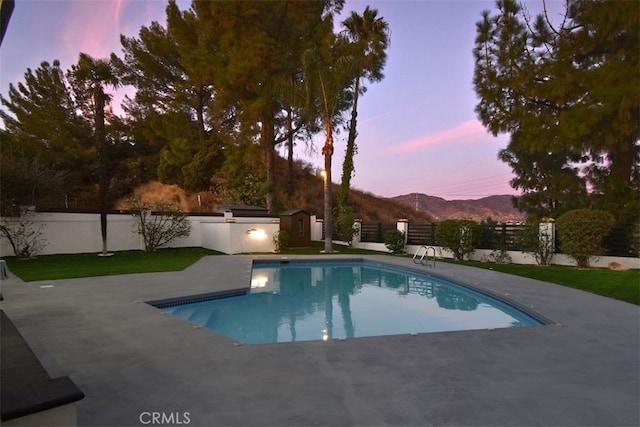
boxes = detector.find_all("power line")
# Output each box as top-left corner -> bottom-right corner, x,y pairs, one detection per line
422,173 -> 514,195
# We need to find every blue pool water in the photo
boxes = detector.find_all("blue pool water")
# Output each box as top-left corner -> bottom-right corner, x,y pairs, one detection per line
159,260 -> 543,344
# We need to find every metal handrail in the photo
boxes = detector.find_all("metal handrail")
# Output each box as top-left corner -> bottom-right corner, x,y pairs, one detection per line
412,245 -> 436,268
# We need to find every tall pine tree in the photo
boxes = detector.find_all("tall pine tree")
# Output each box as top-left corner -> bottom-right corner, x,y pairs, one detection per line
0,60 -> 94,200
193,0 -> 343,214
473,0 -> 639,221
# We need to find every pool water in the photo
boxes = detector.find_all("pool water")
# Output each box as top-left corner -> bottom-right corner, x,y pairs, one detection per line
159,260 -> 543,344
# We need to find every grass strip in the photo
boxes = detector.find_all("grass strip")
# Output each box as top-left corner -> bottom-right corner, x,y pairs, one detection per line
443,259 -> 639,305
4,247 -> 221,281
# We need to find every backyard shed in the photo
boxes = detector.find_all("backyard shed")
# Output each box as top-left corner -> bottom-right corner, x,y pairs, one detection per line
279,210 -> 311,247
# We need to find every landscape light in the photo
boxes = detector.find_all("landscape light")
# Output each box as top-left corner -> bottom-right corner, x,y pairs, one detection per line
246,228 -> 267,239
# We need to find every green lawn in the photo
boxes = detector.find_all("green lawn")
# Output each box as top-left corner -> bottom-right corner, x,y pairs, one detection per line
442,259 -> 639,305
4,247 -> 221,282
3,244 -> 638,305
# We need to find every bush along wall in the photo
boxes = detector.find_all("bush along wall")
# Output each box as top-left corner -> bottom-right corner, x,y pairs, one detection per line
556,209 -> 615,268
435,219 -> 480,261
359,216 -> 637,268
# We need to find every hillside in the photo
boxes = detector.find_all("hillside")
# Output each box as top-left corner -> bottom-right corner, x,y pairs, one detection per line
273,158 -> 435,223
115,158 -> 523,223
116,158 -> 434,223
390,193 -> 525,222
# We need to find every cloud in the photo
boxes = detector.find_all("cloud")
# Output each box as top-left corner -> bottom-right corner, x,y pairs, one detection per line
115,0 -> 125,28
62,1 -> 121,61
385,120 -> 487,154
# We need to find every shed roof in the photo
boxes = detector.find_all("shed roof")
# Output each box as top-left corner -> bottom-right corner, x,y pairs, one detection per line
217,204 -> 268,213
279,209 -> 310,217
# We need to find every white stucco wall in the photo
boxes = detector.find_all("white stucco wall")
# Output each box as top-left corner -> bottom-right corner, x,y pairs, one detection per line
1,213 -> 637,268
311,216 -> 323,241
0,212 -> 278,257
197,221 -> 278,254
0,212 -> 143,256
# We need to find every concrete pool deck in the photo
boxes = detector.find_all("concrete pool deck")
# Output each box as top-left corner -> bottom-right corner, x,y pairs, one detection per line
0,254 -> 638,427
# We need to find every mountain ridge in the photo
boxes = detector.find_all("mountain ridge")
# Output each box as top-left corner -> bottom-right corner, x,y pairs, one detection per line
390,193 -> 524,222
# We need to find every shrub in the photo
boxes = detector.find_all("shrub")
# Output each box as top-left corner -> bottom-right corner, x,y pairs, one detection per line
335,205 -> 358,245
127,199 -> 191,251
480,218 -> 512,264
0,206 -> 47,259
632,222 -> 640,257
436,219 -> 480,261
488,245 -> 512,264
384,229 -> 405,253
517,220 -> 555,266
557,209 -> 615,267
272,229 -> 289,252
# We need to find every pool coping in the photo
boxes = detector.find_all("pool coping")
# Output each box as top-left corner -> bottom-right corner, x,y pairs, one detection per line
0,253 -> 638,426
146,288 -> 248,309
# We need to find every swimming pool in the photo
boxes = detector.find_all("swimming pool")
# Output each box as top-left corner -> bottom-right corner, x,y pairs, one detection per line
156,259 -> 544,344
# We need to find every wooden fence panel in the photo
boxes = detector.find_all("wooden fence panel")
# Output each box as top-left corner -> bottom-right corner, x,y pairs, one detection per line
407,223 -> 436,245
603,223 -> 636,257
357,220 -> 636,258
477,223 -> 524,251
360,223 -> 397,243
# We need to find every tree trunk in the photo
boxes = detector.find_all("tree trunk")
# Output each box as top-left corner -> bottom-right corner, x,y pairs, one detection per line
339,77 -> 360,208
95,87 -> 109,256
261,115 -> 276,214
287,108 -> 294,196
196,87 -> 207,146
610,139 -> 633,185
323,118 -> 334,253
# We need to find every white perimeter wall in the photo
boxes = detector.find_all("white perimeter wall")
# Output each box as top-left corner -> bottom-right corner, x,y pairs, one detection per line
1,213 -> 637,269
353,241 -> 640,269
0,212 -> 280,256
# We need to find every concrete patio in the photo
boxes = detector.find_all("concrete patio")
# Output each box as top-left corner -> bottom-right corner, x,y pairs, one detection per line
0,254 -> 638,426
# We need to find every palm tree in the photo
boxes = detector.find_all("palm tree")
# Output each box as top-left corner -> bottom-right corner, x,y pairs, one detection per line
304,28 -> 354,253
338,7 -> 389,212
72,53 -> 120,256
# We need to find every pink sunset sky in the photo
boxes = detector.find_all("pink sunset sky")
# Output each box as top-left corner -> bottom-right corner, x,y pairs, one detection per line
0,0 -> 565,200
